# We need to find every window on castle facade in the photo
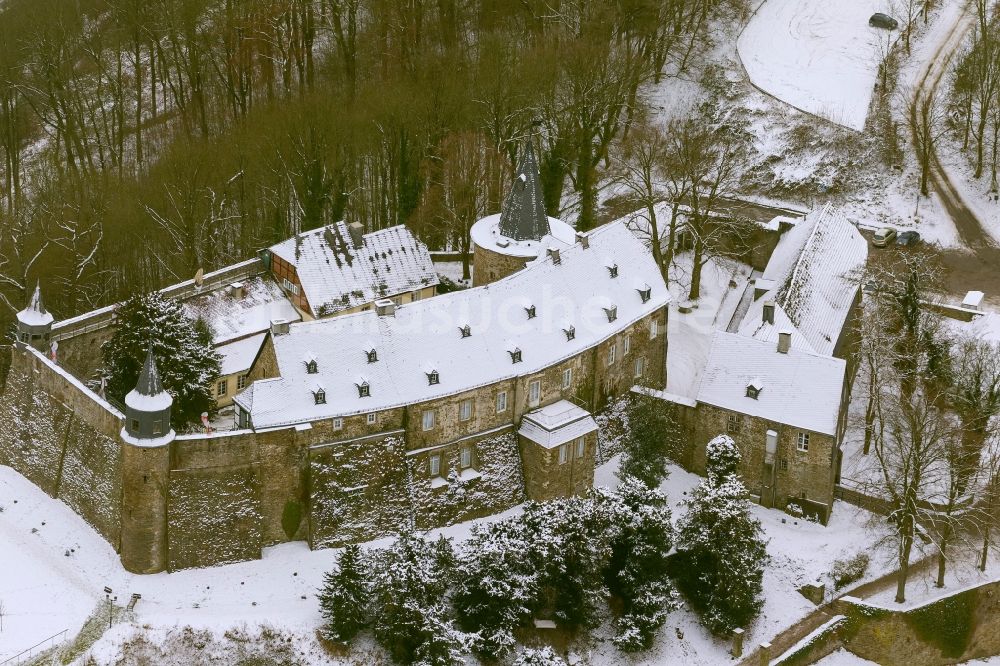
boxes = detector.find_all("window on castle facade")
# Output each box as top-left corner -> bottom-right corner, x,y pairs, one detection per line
422,410 -> 435,431
459,399 -> 473,421
460,446 -> 473,469
608,343 -> 617,366
559,443 -> 570,464
237,374 -> 248,390
528,379 -> 541,407
727,414 -> 740,433
333,417 -> 343,430
576,436 -> 586,458
624,335 -> 631,355
496,391 -> 508,413
562,368 -> 572,390
152,419 -> 163,436
780,459 -> 789,471
367,412 -> 377,424
649,319 -> 658,339
429,454 -> 441,477
634,357 -> 645,378
217,379 -> 228,396
797,432 -> 810,452
282,278 -> 300,295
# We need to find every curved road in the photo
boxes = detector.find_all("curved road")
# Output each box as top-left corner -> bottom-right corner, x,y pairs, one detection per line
912,4 -> 1000,296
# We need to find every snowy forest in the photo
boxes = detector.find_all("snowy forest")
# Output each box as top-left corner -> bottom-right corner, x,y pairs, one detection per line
0,0 -> 747,347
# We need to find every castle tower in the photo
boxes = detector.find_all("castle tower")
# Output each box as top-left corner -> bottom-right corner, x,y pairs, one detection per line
469,139 -> 576,286
15,283 -> 54,351
120,348 -> 173,574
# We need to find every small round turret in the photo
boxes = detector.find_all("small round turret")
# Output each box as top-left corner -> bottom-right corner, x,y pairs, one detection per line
16,283 -> 54,351
122,348 -> 175,443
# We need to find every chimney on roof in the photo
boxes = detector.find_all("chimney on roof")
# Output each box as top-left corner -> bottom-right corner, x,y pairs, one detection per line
375,298 -> 396,317
347,222 -> 364,249
762,301 -> 775,325
777,330 -> 792,354
270,319 -> 290,336
576,232 -> 589,249
229,282 -> 244,299
546,247 -> 561,264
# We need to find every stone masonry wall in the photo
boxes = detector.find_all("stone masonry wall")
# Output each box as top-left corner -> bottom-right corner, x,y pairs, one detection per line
472,244 -> 532,286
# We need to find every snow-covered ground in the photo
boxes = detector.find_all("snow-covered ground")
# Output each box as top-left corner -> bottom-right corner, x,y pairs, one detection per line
738,0 -> 899,131
1,452 -> 894,665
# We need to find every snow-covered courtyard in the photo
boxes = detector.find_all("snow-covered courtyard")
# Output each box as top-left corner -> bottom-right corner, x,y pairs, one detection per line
738,0 -> 899,131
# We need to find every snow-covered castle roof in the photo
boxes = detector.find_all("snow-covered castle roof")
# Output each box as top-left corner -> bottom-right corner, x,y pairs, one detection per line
236,219 -> 668,429
125,349 -> 173,412
17,283 -> 54,328
497,141 -> 550,242
739,204 -> 867,356
268,222 -> 439,317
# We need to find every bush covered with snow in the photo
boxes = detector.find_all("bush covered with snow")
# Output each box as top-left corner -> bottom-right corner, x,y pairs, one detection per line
619,394 -> 683,489
830,552 -> 871,591
511,646 -> 568,666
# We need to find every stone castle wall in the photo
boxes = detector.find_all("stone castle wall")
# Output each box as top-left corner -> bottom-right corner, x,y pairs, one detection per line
0,301 -> 666,572
472,244 -> 532,286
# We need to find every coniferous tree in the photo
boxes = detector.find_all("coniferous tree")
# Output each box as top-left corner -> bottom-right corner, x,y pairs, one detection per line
619,394 -> 682,488
318,544 -> 370,643
370,530 -> 463,665
673,436 -> 768,634
512,646 -> 568,666
453,520 -> 539,660
597,478 -> 678,651
102,291 -> 221,428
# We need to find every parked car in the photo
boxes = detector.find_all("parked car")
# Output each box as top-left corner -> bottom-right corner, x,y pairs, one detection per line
869,13 -> 899,30
872,227 -> 898,247
896,230 -> 921,246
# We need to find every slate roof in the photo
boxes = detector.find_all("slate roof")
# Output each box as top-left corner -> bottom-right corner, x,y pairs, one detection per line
697,331 -> 846,436
498,141 -> 550,241
182,276 -> 301,344
268,222 -> 439,317
135,348 -> 164,396
18,283 -> 54,327
236,219 -> 668,429
739,204 -> 867,356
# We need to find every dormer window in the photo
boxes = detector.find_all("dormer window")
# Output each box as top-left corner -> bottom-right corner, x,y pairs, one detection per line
459,324 -> 471,338
427,370 -> 440,385
604,305 -> 618,323
525,305 -> 536,319
313,387 -> 326,404
509,348 -> 522,364
305,359 -> 318,374
746,381 -> 762,400
564,325 -> 576,341
357,381 -> 371,398
366,349 -> 378,363
607,263 -> 619,278
637,285 -> 652,303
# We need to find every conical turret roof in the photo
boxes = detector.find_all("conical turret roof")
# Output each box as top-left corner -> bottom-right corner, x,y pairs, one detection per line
497,141 -> 550,242
125,347 -> 173,412
17,282 -> 54,327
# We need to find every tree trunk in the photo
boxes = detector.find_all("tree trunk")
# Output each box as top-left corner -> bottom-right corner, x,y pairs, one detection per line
688,234 -> 704,302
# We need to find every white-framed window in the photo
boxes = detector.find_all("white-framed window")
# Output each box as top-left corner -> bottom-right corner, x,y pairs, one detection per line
624,335 -> 631,355
282,278 -> 300,295
634,357 -> 645,378
562,368 -> 573,390
727,414 -> 740,433
779,459 -> 789,471
496,390 -> 508,413
367,412 -> 377,425
422,410 -> 435,431
650,318 -> 658,339
333,417 -> 343,430
797,432 -> 810,452
575,436 -> 586,458
460,446 -> 473,469
237,374 -> 248,390
429,454 -> 441,477
559,443 -> 570,464
217,379 -> 228,396
608,343 -> 617,366
459,399 -> 473,422
528,379 -> 541,407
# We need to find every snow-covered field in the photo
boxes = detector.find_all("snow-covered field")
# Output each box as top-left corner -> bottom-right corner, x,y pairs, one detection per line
738,0 -> 899,131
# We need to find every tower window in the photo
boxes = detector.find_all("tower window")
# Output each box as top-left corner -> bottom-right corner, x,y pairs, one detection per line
130,418 -> 140,432
152,419 -> 163,435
